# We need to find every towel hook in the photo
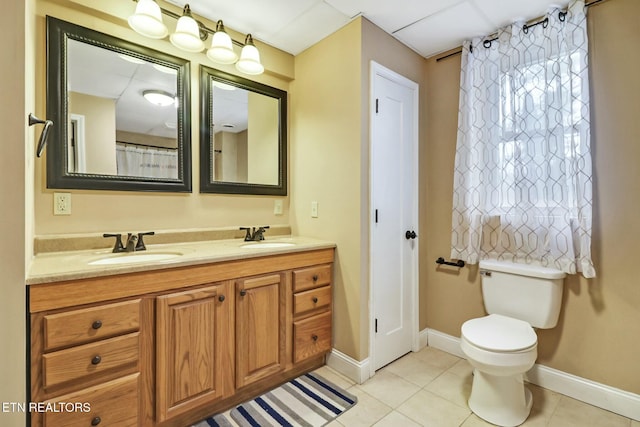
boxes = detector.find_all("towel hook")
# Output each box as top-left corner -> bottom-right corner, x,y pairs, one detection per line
28,113 -> 53,158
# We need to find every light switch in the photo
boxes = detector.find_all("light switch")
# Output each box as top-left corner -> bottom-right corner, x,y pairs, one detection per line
311,201 -> 318,218
274,199 -> 283,215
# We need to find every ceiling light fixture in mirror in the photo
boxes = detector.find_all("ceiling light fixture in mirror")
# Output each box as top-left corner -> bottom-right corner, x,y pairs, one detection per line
128,0 -> 264,75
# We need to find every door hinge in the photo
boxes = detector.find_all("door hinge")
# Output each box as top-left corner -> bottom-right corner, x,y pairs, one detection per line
375,98 -> 379,114
375,318 -> 378,333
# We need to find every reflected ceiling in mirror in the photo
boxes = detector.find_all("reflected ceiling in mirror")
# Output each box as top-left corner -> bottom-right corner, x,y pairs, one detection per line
200,65 -> 287,195
46,17 -> 191,192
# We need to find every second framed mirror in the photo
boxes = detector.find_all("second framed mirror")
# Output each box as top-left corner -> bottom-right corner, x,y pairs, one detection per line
199,65 -> 287,195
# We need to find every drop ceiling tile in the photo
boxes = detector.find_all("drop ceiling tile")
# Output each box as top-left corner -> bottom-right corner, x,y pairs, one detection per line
471,0 -> 571,29
325,0 -> 463,33
265,2 -> 352,55
394,1 -> 495,57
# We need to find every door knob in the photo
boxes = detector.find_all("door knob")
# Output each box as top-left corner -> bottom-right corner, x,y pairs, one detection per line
405,230 -> 417,239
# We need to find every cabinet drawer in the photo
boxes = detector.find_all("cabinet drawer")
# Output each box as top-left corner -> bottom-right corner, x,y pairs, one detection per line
292,265 -> 332,292
293,285 -> 331,316
293,312 -> 331,363
43,373 -> 139,427
44,299 -> 140,351
43,333 -> 139,390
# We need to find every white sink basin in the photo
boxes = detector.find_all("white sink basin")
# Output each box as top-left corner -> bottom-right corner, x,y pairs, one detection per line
240,242 -> 296,249
88,251 -> 183,266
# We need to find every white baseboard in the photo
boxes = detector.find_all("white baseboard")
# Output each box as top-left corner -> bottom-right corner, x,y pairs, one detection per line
326,349 -> 371,385
425,328 -> 640,421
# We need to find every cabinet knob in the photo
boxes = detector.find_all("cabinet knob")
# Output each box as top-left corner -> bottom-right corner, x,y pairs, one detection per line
91,355 -> 102,365
312,274 -> 318,282
311,334 -> 318,342
91,320 -> 102,330
312,297 -> 318,303
91,416 -> 101,426
218,295 -> 225,302
239,289 -> 247,297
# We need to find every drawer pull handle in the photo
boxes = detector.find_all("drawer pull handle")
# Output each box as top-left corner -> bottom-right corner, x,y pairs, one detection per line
312,274 -> 318,282
312,334 -> 318,342
91,320 -> 102,330
91,355 -> 102,365
312,297 -> 318,303
239,289 -> 247,297
218,295 -> 226,302
91,416 -> 101,426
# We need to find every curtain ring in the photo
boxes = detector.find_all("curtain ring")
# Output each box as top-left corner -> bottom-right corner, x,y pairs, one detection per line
542,17 -> 549,28
483,39 -> 492,48
559,11 -> 567,22
522,24 -> 529,34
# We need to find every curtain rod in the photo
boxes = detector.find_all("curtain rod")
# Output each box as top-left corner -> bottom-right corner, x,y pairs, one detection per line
116,141 -> 178,150
435,0 -> 608,62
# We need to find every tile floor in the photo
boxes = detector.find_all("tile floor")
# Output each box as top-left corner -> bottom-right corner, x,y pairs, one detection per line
317,347 -> 639,427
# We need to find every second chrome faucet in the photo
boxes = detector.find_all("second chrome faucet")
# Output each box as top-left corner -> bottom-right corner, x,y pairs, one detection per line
103,231 -> 155,253
240,226 -> 270,242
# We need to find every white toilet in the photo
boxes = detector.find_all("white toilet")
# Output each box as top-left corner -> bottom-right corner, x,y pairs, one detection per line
461,259 -> 566,427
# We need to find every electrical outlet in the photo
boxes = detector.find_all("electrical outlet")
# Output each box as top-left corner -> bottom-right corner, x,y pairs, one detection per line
274,199 -> 283,215
311,201 -> 318,218
53,192 -> 71,215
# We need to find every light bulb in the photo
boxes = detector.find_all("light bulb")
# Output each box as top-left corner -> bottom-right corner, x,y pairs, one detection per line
206,20 -> 238,65
170,5 -> 204,53
128,0 -> 168,39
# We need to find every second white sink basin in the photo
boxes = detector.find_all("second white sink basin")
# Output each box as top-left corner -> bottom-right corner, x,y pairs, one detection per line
88,251 -> 183,266
240,242 -> 296,249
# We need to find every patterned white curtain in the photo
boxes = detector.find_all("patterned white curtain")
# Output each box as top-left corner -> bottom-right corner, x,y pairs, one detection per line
451,1 -> 595,278
116,143 -> 178,180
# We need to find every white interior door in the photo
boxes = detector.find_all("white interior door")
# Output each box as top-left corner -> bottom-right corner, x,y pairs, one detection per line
370,61 -> 419,371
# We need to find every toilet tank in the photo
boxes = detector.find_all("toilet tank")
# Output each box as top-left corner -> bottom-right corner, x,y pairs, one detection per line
479,260 -> 566,329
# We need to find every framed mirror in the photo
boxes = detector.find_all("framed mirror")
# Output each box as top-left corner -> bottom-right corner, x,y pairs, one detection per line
46,16 -> 191,192
200,65 -> 287,195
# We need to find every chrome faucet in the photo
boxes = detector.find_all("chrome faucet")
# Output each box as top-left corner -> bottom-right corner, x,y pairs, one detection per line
103,231 -> 155,253
240,226 -> 270,242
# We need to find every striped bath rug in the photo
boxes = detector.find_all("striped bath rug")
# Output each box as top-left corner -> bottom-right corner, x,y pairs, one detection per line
193,372 -> 357,427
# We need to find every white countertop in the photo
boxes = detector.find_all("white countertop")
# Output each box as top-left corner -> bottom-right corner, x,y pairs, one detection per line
27,236 -> 335,285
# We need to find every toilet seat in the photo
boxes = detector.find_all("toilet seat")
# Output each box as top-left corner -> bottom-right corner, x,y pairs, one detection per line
462,314 -> 537,352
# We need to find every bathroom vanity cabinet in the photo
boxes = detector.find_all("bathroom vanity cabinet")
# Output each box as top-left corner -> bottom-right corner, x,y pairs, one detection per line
28,247 -> 334,427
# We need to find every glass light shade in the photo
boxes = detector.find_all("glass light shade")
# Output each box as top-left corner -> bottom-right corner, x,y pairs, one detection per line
235,39 -> 264,75
143,90 -> 175,107
170,9 -> 204,52
128,0 -> 168,39
206,29 -> 238,64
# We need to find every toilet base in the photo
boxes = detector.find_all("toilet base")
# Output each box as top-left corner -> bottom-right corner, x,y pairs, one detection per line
468,369 -> 533,427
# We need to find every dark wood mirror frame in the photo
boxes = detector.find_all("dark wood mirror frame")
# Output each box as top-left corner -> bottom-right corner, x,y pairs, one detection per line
46,16 -> 192,192
199,65 -> 287,195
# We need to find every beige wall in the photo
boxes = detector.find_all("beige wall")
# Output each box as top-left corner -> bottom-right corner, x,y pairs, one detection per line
69,91 -> 117,175
247,92 -> 279,185
34,0 -> 294,236
291,18 -> 426,361
291,19 -> 364,359
423,0 -> 640,394
0,0 -> 33,425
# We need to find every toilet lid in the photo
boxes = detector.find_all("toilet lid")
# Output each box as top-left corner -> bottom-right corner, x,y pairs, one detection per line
462,314 -> 537,352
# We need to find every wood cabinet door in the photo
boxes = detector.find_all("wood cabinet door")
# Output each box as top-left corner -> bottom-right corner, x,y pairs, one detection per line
235,273 -> 286,388
156,282 -> 233,422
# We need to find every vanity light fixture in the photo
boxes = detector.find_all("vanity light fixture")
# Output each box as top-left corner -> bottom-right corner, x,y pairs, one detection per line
128,0 -> 264,75
206,20 -> 238,64
235,34 -> 264,75
169,5 -> 204,52
143,90 -> 176,107
128,0 -> 168,39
